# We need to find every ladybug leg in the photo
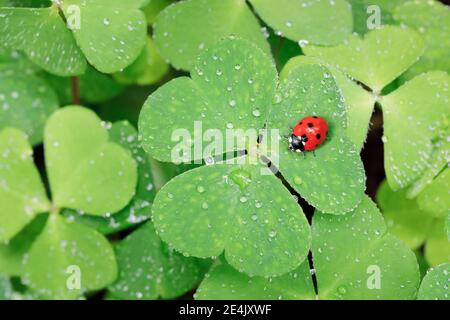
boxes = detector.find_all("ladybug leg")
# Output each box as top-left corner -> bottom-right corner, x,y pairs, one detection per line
313,151 -> 316,157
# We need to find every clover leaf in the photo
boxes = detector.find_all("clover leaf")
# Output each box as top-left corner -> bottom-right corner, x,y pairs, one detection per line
63,121 -> 155,235
304,27 -> 449,191
280,56 -> 376,151
45,107 -> 137,215
0,128 -> 50,242
109,221 -> 209,300
304,26 -> 424,93
416,168 -> 449,217
313,196 -> 420,299
377,180 -> 433,250
376,180 -> 450,267
23,214 -> 117,299
139,37 -> 367,276
0,68 -> 58,146
0,106 -> 138,299
418,263 -> 449,300
393,0 -> 450,82
153,0 -> 271,71
0,0 -> 147,75
197,196 -> 420,300
114,36 -> 169,86
195,261 -> 315,300
249,0 -> 353,46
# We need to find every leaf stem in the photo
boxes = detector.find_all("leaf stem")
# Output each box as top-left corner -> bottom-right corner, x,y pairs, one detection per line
71,76 -> 80,105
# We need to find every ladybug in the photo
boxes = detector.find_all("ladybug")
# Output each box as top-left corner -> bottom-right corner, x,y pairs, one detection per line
288,116 -> 328,153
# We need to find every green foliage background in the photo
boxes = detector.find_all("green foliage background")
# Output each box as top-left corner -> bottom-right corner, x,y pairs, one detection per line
0,0 -> 448,300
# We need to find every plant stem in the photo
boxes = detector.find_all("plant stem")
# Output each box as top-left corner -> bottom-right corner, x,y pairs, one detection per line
71,76 -> 80,105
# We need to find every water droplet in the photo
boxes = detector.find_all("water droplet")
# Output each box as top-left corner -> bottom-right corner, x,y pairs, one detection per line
202,202 -> 209,209
269,230 -> 277,238
252,109 -> 261,117
251,214 -> 258,221
293,175 -> 303,185
239,196 -> 248,203
337,285 -> 347,295
197,185 -> 205,193
234,64 -> 241,70
230,168 -> 252,191
103,18 -> 110,26
298,39 -> 309,48
229,100 -> 236,108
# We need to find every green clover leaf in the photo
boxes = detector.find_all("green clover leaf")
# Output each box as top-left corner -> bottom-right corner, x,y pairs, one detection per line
45,107 -> 137,215
0,128 -> 50,242
416,168 -> 450,217
393,0 -> 450,82
304,27 -> 449,191
23,214 -> 117,300
195,261 -> 315,300
304,26 -> 424,93
377,181 -> 433,250
109,221 -> 209,300
195,196 -> 421,300
376,180 -> 450,267
313,196 -> 420,299
153,0 -> 271,71
152,160 -> 311,277
0,107 -> 138,299
280,56 -> 376,151
114,36 -> 169,86
0,65 -> 59,146
139,38 -> 367,276
418,263 -> 449,300
62,121 -> 155,235
382,72 -> 449,190
249,0 -> 353,46
0,0 -> 147,75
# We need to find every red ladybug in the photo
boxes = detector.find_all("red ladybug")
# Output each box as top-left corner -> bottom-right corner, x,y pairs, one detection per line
288,116 -> 328,153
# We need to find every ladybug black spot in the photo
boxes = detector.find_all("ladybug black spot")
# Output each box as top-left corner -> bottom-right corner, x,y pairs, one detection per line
301,134 -> 307,138
299,121 -> 303,125
307,123 -> 313,128
316,134 -> 321,140
313,116 -> 318,118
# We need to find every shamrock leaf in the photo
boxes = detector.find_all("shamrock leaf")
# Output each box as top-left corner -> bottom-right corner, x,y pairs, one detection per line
139,37 -> 277,163
0,0 -> 146,75
0,71 -> 58,145
264,63 -> 366,213
109,222 -> 209,300
382,72 -> 449,190
425,219 -> 450,267
1,107 -> 138,299
280,56 -> 376,151
312,196 -> 420,299
249,0 -> 353,45
45,107 -> 137,215
62,121 -> 155,234
114,36 -> 169,86
152,160 -> 311,277
0,213 -> 47,276
304,26 -> 424,93
305,27 -> 449,191
376,180 -> 450,267
195,261 -> 315,300
23,214 -> 117,300
418,263 -> 450,300
377,181 -> 433,250
393,0 -> 450,82
153,0 -> 270,71
0,128 -> 50,242
416,168 -> 450,217
140,38 -> 365,214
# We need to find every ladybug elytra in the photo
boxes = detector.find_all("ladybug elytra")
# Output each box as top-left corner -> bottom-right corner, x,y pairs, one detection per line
288,116 -> 328,153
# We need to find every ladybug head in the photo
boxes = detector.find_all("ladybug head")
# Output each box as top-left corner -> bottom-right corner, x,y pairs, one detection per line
288,134 -> 305,152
